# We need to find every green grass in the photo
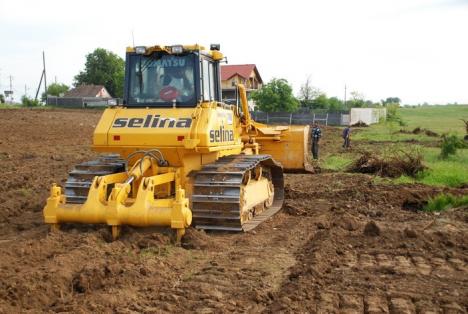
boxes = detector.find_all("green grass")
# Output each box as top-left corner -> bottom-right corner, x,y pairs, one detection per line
354,105 -> 468,142
423,193 -> 468,212
400,105 -> 468,136
352,121 -> 441,143
352,122 -> 439,142
345,105 -> 468,187
322,154 -> 354,171
0,103 -> 22,109
394,147 -> 468,187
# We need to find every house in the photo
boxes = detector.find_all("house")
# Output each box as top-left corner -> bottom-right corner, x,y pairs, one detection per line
47,84 -> 113,108
64,85 -> 111,98
221,64 -> 263,110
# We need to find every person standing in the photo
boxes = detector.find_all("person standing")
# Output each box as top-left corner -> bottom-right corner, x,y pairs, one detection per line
311,122 -> 322,159
342,125 -> 351,148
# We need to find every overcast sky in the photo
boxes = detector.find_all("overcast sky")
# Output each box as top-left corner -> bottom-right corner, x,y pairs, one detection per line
1,0 -> 467,104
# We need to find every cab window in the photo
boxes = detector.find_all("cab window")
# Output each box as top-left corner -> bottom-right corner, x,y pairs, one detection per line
201,59 -> 216,101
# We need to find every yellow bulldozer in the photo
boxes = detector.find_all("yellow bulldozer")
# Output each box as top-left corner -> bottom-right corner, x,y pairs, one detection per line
43,44 -> 311,241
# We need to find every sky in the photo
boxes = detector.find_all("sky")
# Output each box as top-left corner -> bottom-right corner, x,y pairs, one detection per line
1,0 -> 467,105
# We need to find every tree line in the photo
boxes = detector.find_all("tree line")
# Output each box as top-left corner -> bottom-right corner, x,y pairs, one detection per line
16,47 -> 400,110
252,77 -> 401,113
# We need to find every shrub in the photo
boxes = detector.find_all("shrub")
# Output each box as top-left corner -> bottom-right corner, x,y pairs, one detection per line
21,95 -> 41,107
386,104 -> 406,126
439,134 -> 466,159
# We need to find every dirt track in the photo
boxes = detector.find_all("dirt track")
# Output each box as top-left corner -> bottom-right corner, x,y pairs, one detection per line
0,109 -> 467,313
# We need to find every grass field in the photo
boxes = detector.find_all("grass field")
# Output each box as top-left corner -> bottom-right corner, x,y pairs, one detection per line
399,105 -> 468,135
323,105 -> 468,187
353,105 -> 468,142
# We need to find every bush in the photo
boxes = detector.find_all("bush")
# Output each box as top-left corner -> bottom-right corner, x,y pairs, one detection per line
423,193 -> 468,212
21,95 -> 41,107
386,104 -> 406,126
439,134 -> 466,159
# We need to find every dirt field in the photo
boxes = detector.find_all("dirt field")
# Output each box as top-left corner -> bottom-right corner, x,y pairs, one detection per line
0,109 -> 467,313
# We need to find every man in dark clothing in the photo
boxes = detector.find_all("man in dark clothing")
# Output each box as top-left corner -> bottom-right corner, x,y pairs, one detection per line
342,126 -> 351,148
311,123 -> 322,159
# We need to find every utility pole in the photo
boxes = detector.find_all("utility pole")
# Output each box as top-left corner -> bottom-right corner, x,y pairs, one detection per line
344,84 -> 347,108
9,75 -> 13,103
24,84 -> 28,97
35,51 -> 48,101
43,51 -> 47,99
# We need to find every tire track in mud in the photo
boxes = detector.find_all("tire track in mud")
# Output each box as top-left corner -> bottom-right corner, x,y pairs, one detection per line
145,214 -> 312,313
265,229 -> 468,313
263,212 -> 467,313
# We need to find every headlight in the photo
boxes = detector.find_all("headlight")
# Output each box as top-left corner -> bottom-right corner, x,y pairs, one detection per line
135,46 -> 146,54
210,44 -> 220,51
171,45 -> 184,54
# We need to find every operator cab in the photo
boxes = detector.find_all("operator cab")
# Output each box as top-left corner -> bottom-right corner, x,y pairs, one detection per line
124,44 -> 223,107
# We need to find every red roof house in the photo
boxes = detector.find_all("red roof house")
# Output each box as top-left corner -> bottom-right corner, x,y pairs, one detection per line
220,64 -> 263,106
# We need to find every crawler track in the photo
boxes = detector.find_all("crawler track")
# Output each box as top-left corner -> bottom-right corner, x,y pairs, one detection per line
64,154 -> 126,204
191,154 -> 284,231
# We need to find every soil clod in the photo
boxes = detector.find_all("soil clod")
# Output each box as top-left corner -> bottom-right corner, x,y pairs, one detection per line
364,220 -> 381,236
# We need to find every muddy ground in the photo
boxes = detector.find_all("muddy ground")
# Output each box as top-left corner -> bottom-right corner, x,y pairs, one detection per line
0,109 -> 466,313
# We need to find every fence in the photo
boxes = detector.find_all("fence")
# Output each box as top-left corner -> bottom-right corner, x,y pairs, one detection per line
250,111 -> 350,126
47,96 -> 120,108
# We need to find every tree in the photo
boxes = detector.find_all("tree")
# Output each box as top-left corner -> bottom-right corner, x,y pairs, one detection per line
41,83 -> 69,101
251,78 -> 299,112
0,94 -> 4,104
298,76 -> 321,108
311,93 -> 329,109
347,91 -> 366,108
74,48 -> 125,98
382,97 -> 401,106
328,97 -> 345,111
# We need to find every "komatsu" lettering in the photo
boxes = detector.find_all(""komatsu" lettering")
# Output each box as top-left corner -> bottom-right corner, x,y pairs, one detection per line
112,115 -> 192,128
209,125 -> 234,143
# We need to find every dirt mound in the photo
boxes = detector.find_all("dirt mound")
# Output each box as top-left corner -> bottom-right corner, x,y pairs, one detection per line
182,228 -> 219,250
347,151 -> 425,177
399,127 -> 439,137
120,227 -> 173,248
402,192 -> 428,211
413,127 -> 439,137
351,121 -> 368,127
283,202 -> 309,216
363,220 -> 381,236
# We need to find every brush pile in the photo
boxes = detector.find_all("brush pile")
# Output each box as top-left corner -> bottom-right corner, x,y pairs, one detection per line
348,151 -> 425,177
